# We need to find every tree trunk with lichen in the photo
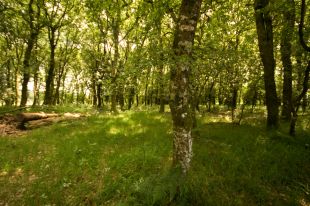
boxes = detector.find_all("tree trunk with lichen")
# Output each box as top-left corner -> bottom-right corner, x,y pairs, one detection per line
170,0 -> 202,174
254,0 -> 279,129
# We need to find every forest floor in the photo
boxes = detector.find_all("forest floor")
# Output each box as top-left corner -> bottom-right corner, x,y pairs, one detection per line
0,106 -> 309,205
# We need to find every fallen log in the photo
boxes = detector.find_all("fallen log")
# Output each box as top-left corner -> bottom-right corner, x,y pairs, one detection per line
27,116 -> 66,129
16,112 -> 60,129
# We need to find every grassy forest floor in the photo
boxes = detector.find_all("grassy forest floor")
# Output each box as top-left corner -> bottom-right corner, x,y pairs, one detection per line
0,106 -> 310,205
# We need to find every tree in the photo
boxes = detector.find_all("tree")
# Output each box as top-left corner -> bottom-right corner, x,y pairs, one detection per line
170,0 -> 202,174
20,0 -> 43,107
42,0 -> 74,105
280,0 -> 295,121
254,0 -> 279,129
290,0 -> 310,136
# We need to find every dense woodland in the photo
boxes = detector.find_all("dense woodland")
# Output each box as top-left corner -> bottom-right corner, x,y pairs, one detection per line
0,0 -> 310,204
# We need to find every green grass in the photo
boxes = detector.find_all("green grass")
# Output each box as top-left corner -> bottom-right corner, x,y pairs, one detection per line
0,110 -> 309,205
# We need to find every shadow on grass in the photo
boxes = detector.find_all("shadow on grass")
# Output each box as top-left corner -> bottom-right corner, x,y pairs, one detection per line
184,121 -> 310,206
0,111 -> 309,205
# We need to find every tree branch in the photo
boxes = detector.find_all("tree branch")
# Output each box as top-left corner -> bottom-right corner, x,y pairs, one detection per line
299,0 -> 310,52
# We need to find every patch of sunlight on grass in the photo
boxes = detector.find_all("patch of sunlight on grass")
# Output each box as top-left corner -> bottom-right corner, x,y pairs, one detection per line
202,115 -> 231,124
14,167 -> 24,176
0,170 -> 8,176
108,126 -> 122,135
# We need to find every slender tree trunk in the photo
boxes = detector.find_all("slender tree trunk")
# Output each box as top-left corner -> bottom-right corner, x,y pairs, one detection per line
144,68 -> 150,106
20,0 -> 40,107
5,59 -> 13,106
20,32 -> 38,107
280,0 -> 295,121
290,61 -> 310,136
208,82 -> 215,112
14,45 -> 24,106
44,28 -> 57,105
136,94 -> 139,107
111,11 -> 120,114
97,83 -> 102,108
15,67 -> 19,106
254,0 -> 279,129
92,76 -> 97,107
231,87 -> 238,122
157,22 -> 165,113
170,0 -> 202,174
290,0 -> 310,136
128,87 -> 134,110
54,64 -> 66,105
118,86 -> 125,111
158,62 -> 165,113
32,65 -> 39,106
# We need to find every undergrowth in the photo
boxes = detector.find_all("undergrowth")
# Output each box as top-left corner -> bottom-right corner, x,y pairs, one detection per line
0,109 -> 309,205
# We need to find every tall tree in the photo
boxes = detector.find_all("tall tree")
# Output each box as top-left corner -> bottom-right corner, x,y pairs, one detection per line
110,3 -> 121,114
290,0 -> 310,136
170,0 -> 202,174
280,0 -> 295,121
254,0 -> 279,129
42,0 -> 74,105
20,0 -> 42,107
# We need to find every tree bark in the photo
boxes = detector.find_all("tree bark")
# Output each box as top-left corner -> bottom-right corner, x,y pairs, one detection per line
20,0 -> 40,107
254,0 -> 279,129
290,61 -> 310,136
170,0 -> 202,174
111,9 -> 120,114
44,27 -> 57,105
20,33 -> 38,107
280,0 -> 295,121
290,0 -> 310,136
157,21 -> 165,113
128,87 -> 134,110
92,75 -> 97,107
32,69 -> 39,106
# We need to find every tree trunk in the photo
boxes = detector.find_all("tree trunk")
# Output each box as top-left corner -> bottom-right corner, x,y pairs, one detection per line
128,87 -> 134,110
118,87 -> 125,111
170,0 -> 202,174
136,94 -> 139,107
20,32 -> 37,107
97,83 -> 102,108
159,67 -> 165,113
290,0 -> 310,136
20,0 -> 40,107
290,61 -> 310,136
32,65 -> 39,106
54,64 -> 66,105
207,82 -> 215,112
44,28 -> 57,105
280,0 -> 295,121
144,68 -> 150,106
231,87 -> 238,122
110,9 -> 120,114
158,23 -> 165,113
111,80 -> 118,112
92,73 -> 97,107
5,59 -> 13,106
15,67 -> 19,106
254,0 -> 279,129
